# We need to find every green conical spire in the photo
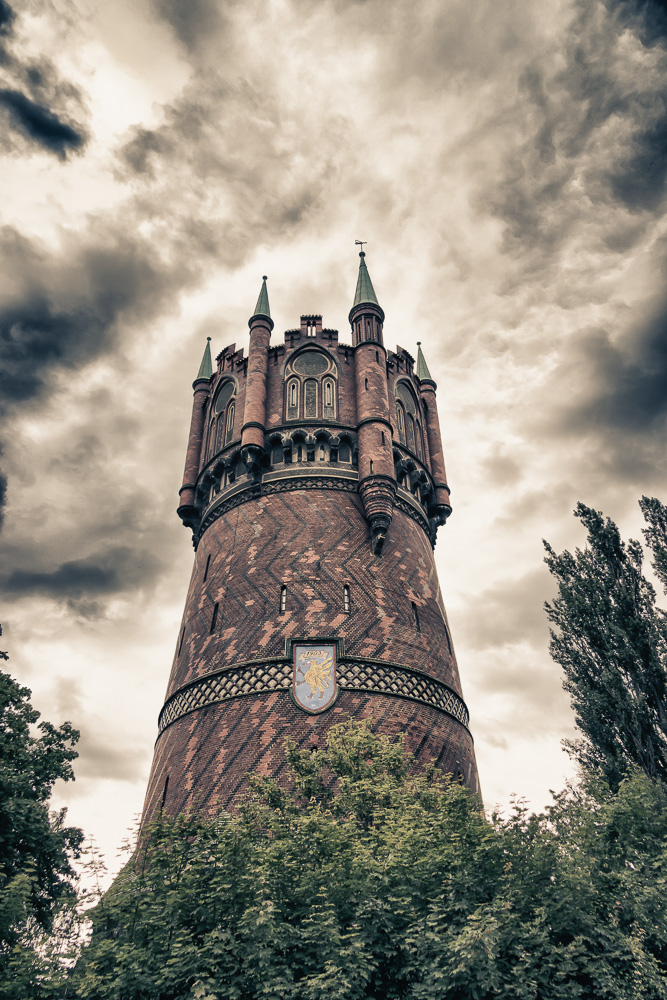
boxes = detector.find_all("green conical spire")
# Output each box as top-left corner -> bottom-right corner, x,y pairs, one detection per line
416,341 -> 433,381
252,275 -> 271,321
352,251 -> 380,309
196,337 -> 213,380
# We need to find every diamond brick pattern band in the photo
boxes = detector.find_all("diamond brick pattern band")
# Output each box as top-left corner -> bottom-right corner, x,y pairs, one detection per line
157,658 -> 470,735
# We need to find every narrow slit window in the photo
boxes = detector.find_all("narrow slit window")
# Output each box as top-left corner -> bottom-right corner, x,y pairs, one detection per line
203,553 -> 211,582
178,627 -> 185,654
344,585 -> 351,613
365,377 -> 369,390
376,350 -> 379,363
279,585 -> 287,613
370,459 -> 374,473
381,431 -> 385,445
411,601 -> 421,632
160,774 -> 170,812
210,601 -> 219,633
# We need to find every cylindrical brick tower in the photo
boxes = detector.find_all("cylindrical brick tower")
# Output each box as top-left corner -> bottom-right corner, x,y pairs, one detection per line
143,254 -> 479,821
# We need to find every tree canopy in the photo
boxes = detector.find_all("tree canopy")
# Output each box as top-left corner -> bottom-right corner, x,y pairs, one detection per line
544,497 -> 667,790
71,721 -> 667,1000
0,626 -> 83,995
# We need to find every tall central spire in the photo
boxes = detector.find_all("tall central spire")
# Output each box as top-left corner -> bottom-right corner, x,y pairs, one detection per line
353,251 -> 379,309
250,275 -> 272,326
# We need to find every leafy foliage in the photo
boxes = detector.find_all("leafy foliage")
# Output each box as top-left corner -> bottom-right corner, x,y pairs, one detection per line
544,498 -> 667,789
72,721 -> 667,999
0,628 -> 84,994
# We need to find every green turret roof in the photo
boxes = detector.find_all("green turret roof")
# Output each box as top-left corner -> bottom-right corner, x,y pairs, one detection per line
416,342 -> 433,381
352,251 -> 380,309
252,275 -> 271,321
196,337 -> 213,380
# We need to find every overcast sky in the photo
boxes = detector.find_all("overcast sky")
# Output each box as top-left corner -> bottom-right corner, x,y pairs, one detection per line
1,0 -> 666,878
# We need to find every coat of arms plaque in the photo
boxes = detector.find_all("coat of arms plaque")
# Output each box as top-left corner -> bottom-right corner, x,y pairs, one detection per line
292,643 -> 338,713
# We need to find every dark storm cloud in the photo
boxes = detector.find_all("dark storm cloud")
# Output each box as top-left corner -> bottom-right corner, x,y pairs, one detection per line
2,546 -> 162,603
0,0 -> 14,34
0,88 -> 84,156
548,299 -> 667,444
0,469 -> 6,530
610,0 -> 667,45
480,0 -> 667,271
0,1 -> 87,157
0,224 -> 195,411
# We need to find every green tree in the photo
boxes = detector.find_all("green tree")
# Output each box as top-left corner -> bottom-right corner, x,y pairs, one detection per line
0,625 -> 84,995
544,498 -> 667,790
73,720 -> 667,999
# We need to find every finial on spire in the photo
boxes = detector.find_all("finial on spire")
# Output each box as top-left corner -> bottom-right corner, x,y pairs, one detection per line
249,274 -> 273,329
195,337 -> 213,381
416,342 -> 434,382
351,244 -> 381,312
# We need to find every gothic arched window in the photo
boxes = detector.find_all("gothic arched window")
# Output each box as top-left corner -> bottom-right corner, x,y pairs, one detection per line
206,379 -> 237,462
287,379 -> 299,419
284,349 -> 338,421
225,401 -> 235,443
396,403 -> 406,445
304,380 -> 317,418
395,381 -> 422,459
323,378 -> 335,419
407,414 -> 416,453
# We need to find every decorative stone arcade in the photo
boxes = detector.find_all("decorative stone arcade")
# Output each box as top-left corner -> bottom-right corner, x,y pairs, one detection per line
144,252 -> 478,821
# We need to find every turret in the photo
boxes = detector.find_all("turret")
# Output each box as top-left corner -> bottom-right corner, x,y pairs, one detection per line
177,338 -> 212,528
416,342 -> 452,526
350,251 -> 396,553
240,277 -> 273,475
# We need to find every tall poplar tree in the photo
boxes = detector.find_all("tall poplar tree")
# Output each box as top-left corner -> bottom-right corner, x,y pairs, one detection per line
544,497 -> 667,790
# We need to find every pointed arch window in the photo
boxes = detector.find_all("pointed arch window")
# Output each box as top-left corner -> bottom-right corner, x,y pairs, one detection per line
323,378 -> 335,419
207,380 -> 237,460
225,401 -> 235,443
287,379 -> 299,419
304,380 -> 317,418
284,349 -> 338,421
396,403 -> 406,445
407,415 -> 416,453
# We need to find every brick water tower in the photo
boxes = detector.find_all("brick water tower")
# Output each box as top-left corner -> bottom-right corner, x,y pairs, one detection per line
143,251 -> 479,819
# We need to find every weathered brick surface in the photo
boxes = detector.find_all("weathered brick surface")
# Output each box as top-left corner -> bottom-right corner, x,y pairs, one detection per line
144,690 -> 477,820
169,493 -> 460,697
143,312 -> 476,825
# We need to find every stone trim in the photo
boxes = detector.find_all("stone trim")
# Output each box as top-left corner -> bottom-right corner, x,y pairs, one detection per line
157,657 -> 470,736
356,416 -> 393,432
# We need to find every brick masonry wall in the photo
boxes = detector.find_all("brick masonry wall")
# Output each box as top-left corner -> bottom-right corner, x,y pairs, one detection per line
143,488 -> 478,822
169,492 -> 459,696
146,321 -> 474,824
144,690 -> 477,821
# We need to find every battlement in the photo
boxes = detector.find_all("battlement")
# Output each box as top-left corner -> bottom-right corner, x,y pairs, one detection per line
215,343 -> 246,374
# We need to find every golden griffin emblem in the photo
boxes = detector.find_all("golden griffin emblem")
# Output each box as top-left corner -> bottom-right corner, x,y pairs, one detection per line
292,643 -> 338,713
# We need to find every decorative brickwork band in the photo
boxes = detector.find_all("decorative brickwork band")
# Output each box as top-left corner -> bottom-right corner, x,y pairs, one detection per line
157,657 -> 470,736
195,475 -> 359,546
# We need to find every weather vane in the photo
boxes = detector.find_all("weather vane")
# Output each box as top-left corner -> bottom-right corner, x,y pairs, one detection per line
355,240 -> 367,252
